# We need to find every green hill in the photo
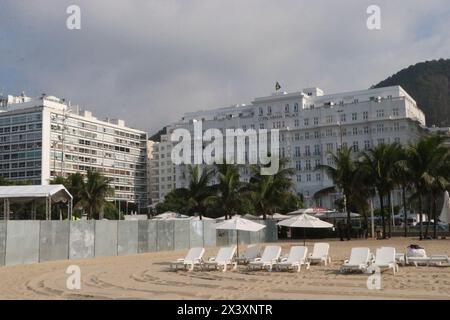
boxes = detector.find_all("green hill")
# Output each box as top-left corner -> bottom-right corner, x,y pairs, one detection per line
373,59 -> 450,127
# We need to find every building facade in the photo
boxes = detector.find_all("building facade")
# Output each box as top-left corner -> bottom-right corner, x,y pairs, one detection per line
162,85 -> 427,208
0,94 -> 148,209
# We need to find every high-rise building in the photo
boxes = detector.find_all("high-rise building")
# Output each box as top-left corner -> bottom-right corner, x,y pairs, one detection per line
0,93 -> 148,209
161,85 -> 427,208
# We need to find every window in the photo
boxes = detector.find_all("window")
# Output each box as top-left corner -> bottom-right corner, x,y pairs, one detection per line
294,119 -> 300,127
364,126 -> 369,134
316,173 -> 321,181
377,123 -> 384,133
314,145 -> 320,155
352,127 -> 358,135
377,138 -> 385,145
393,108 -> 399,116
363,111 -> 369,120
259,107 -> 263,116
394,137 -> 401,143
364,140 -> 371,150
304,118 -> 309,126
314,131 -> 320,139
326,129 -> 333,137
305,146 -> 311,156
353,141 -> 359,152
296,161 -> 302,171
305,160 -> 311,170
260,123 -> 265,129
295,133 -> 300,141
315,159 -> 321,168
326,115 -> 333,123
314,117 -> 319,125
354,99 -> 359,104
295,147 -> 301,157
376,109 -> 384,117
294,103 -> 299,112
305,132 -> 310,140
297,174 -> 302,182
307,174 -> 311,182
352,113 -> 357,121
326,143 -> 333,152
268,106 -> 272,114
285,104 -> 290,113
393,122 -> 400,131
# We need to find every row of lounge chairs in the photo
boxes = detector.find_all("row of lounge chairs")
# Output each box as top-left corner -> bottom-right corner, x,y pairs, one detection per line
170,243 -> 331,272
170,244 -> 450,274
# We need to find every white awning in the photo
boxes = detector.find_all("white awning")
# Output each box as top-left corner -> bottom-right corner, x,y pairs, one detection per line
0,185 -> 72,203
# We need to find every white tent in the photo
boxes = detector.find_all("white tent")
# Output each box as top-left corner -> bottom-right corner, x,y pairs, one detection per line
215,216 -> 266,256
315,212 -> 360,219
261,213 -> 290,220
152,212 -> 189,219
278,213 -> 334,245
440,191 -> 450,224
0,185 -> 73,220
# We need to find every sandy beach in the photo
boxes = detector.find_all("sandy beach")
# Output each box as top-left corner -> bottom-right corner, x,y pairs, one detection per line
0,237 -> 449,300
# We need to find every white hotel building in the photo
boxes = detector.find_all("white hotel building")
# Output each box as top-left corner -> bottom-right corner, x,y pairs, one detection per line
158,85 -> 426,208
0,93 -> 148,209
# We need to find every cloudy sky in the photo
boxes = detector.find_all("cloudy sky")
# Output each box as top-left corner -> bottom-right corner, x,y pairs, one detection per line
1,0 -> 449,134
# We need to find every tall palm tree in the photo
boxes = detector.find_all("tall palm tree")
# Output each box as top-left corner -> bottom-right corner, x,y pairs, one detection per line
80,169 -> 114,220
391,148 -> 412,238
360,143 -> 401,239
207,163 -> 243,219
177,165 -> 215,219
248,158 -> 295,219
318,146 -> 357,240
406,135 -> 448,240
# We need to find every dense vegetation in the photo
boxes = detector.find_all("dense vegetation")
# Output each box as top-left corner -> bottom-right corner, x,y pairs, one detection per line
373,59 -> 450,127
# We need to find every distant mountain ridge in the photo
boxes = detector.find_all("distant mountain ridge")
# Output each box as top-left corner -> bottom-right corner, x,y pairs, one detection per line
373,59 -> 450,127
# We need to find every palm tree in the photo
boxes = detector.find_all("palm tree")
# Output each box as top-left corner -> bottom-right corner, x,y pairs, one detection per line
248,158 -> 295,219
406,135 -> 448,240
360,143 -> 401,239
391,147 -> 412,237
207,163 -> 243,219
318,146 -> 357,240
80,169 -> 114,220
177,165 -> 215,219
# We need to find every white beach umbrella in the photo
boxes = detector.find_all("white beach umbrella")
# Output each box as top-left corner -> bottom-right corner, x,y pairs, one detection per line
440,191 -> 450,224
215,216 -> 266,256
278,213 -> 334,245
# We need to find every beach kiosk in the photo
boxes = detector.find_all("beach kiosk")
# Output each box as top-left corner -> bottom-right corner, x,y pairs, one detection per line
0,185 -> 73,220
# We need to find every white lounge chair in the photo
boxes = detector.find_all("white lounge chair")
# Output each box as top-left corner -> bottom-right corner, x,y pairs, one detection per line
371,247 -> 398,275
235,244 -> 261,265
248,246 -> 282,272
340,247 -> 371,273
308,243 -> 331,265
406,253 -> 450,267
202,246 -> 237,272
170,247 -> 205,271
275,246 -> 310,272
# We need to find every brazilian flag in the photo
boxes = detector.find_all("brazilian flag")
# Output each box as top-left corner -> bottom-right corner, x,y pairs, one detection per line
275,82 -> 281,91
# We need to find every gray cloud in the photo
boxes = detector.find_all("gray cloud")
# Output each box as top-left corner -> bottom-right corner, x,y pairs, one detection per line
1,0 -> 449,134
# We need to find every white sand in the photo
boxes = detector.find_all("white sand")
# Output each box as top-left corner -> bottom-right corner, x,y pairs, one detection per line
0,237 -> 449,300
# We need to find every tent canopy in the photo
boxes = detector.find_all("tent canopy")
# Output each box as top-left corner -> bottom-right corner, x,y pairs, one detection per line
0,185 -> 72,203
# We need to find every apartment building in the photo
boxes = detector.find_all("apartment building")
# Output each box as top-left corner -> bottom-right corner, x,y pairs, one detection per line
149,134 -> 176,203
162,85 -> 427,208
0,93 -> 148,209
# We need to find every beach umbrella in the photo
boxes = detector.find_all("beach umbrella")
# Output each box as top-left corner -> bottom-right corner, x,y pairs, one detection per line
440,191 -> 450,224
277,213 -> 334,245
215,216 -> 266,256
